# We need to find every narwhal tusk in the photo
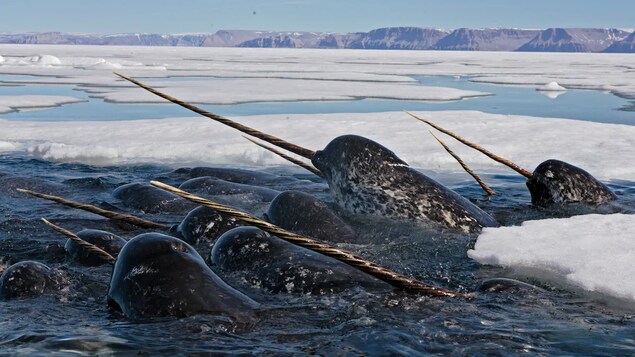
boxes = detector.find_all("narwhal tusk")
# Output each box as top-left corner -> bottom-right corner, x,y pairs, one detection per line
114,72 -> 316,160
406,111 -> 533,179
17,188 -> 168,230
150,180 -> 464,298
429,131 -> 496,196
242,135 -> 323,177
41,218 -> 116,264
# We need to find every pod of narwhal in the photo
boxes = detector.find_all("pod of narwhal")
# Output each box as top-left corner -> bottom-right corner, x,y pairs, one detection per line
31,182 -> 460,297
14,182 -> 462,321
36,218 -> 261,320
114,73 -> 498,233
405,112 -> 617,207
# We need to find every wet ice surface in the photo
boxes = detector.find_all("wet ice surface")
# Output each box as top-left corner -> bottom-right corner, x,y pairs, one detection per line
1,155 -> 635,355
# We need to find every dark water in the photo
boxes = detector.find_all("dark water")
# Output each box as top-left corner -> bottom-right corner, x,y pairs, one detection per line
1,154 -> 635,355
1,74 -> 634,125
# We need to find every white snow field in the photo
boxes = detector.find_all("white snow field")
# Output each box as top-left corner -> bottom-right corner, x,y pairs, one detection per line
0,95 -> 85,114
1,45 -> 635,100
469,214 -> 635,302
0,110 -> 634,182
1,45 -> 634,301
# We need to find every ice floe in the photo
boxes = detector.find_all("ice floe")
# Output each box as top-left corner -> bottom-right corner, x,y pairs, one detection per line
96,77 -> 488,104
1,45 -> 634,99
0,95 -> 86,114
469,214 -> 635,302
0,110 -> 633,182
537,81 -> 567,91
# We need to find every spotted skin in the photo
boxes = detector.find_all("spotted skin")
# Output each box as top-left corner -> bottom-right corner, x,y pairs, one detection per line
527,159 -> 617,207
311,135 -> 498,233
264,190 -> 358,243
64,229 -> 127,266
0,261 -> 66,300
174,206 -> 246,245
210,227 -> 390,295
179,176 -> 280,203
113,182 -> 195,214
107,233 -> 259,321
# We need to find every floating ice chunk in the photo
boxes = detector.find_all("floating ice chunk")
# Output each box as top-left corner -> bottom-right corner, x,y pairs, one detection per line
0,55 -> 4,64
30,55 -> 62,66
86,59 -> 123,70
536,81 -> 567,92
468,214 -> 635,302
0,111 -> 634,181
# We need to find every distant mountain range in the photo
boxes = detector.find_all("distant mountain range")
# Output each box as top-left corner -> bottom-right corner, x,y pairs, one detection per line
1,27 -> 634,53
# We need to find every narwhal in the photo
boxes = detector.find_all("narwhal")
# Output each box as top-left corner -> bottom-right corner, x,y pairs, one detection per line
406,112 -> 617,207
114,73 -> 498,233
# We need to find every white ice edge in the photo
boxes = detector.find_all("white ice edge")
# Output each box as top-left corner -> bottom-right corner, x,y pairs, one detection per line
0,110 -> 634,182
469,213 -> 635,302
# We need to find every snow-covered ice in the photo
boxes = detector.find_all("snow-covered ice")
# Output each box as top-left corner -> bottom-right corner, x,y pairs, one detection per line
29,54 -> 62,66
1,45 -> 635,100
0,95 -> 86,114
469,214 -> 635,302
96,78 -> 487,104
0,110 -> 634,182
537,81 -> 567,91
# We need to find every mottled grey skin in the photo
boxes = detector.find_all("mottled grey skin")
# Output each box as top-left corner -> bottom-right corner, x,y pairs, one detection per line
210,227 -> 391,295
179,176 -> 280,203
166,167 -> 328,196
64,229 -> 127,266
264,191 -> 358,243
112,182 -> 195,214
527,159 -> 617,207
0,261 -> 66,300
107,233 -> 259,321
311,135 -> 498,233
173,206 -> 247,245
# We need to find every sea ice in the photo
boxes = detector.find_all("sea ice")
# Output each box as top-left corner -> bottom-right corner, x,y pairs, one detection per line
536,81 -> 567,91
29,54 -> 62,66
0,95 -> 86,114
2,45 -> 634,100
0,110 -> 634,182
95,77 -> 488,104
468,214 -> 635,302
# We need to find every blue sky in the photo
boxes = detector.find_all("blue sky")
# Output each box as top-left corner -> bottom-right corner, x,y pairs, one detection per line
1,0 -> 633,34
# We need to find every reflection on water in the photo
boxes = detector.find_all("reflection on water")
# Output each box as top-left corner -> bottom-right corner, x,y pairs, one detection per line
0,75 -> 633,125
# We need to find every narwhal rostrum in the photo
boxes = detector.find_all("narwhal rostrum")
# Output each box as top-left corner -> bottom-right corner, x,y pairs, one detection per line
406,112 -> 617,207
114,73 -> 498,233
